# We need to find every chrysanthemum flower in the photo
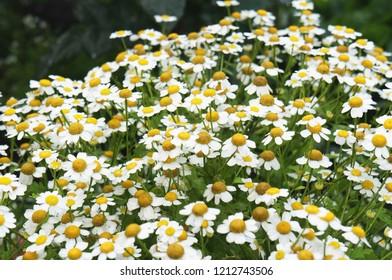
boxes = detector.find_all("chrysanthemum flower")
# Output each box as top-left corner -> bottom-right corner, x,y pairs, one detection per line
299,116 -> 331,143
59,241 -> 92,260
264,212 -> 302,243
363,131 -> 392,159
342,225 -> 370,247
62,153 -> 96,183
179,201 -> 220,230
0,206 -> 16,238
217,212 -> 257,244
296,149 -> 332,169
341,93 -> 376,118
204,181 -> 236,204
262,126 -> 295,146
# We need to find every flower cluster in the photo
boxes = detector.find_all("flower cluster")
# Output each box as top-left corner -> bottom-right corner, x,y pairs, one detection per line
1,0 -> 392,260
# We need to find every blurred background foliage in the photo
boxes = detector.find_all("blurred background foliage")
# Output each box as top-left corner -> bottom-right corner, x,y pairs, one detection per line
1,0 -> 392,102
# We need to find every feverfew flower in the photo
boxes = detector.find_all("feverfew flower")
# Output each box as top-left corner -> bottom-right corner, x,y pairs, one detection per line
0,206 -> 16,238
341,93 -> 376,118
203,181 -> 236,204
179,201 -> 220,230
217,212 -> 257,244
296,149 -> 332,169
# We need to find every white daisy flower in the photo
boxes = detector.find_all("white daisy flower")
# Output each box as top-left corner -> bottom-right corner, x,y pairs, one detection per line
203,181 -> 236,204
217,212 -> 258,244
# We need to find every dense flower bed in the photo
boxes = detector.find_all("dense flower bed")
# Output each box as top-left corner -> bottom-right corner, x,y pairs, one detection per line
1,0 -> 392,260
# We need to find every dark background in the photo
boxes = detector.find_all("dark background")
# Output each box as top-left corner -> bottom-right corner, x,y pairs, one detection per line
1,0 -> 392,102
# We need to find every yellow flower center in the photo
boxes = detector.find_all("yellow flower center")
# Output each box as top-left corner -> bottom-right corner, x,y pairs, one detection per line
229,219 -> 246,233
244,182 -> 254,189
118,89 -> 132,99
383,119 -> 392,130
123,247 -> 135,257
352,226 -> 366,238
386,183 -> 392,192
16,122 -> 29,132
92,214 -> 106,227
252,207 -> 269,222
265,112 -> 278,121
307,149 -> 323,161
256,182 -> 270,195
361,180 -> 374,190
45,195 -> 59,206
0,214 -> 5,226
72,158 -> 87,172
125,224 -> 141,238
162,139 -> 176,151
39,79 -> 51,87
68,248 -> 82,260
138,59 -> 149,66
203,89 -> 216,97
219,18 -> 231,26
305,205 -> 319,214
337,130 -> 349,138
89,78 -> 101,87
372,134 -> 387,147
35,235 -> 47,245
178,131 -> 190,141
165,191 -> 178,202
68,122 -> 84,135
231,133 -> 247,146
160,72 -> 172,82
302,229 -> 316,240
354,76 -> 366,84
298,250 -> 314,260
211,181 -> 227,194
307,123 -> 322,133
262,61 -> 274,69
259,94 -> 275,106
23,251 -> 39,260
192,55 -> 206,64
137,193 -> 153,207
292,201 -> 303,210
32,209 -> 47,224
100,241 -> 114,253
253,76 -> 268,86
39,150 -> 52,159
192,203 -> 208,216
276,221 -> 291,234
321,211 -> 335,222
205,111 -> 219,122
0,176 -> 12,185
190,97 -> 202,105
348,96 -> 363,108
316,64 -> 329,74
167,85 -> 180,94
266,187 -> 280,195
260,150 -> 276,161
165,227 -> 176,236
275,250 -> 285,260
64,225 -> 81,239
96,196 -> 108,205
137,108 -> 155,117
212,71 -> 227,80
270,127 -> 284,138
160,96 -> 173,107
195,132 -> 212,145
166,243 -> 185,259
338,54 -> 350,62
351,169 -> 362,177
